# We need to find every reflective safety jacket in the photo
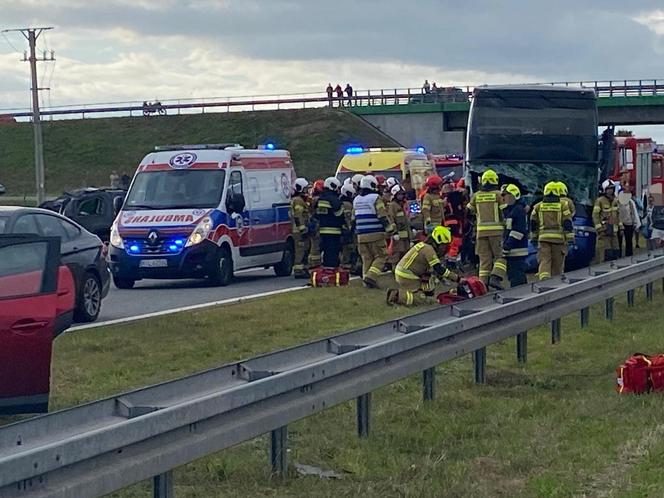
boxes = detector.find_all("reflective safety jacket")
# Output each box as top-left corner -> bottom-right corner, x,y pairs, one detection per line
501,200 -> 529,258
388,199 -> 411,239
593,195 -> 622,234
353,192 -> 394,243
530,195 -> 573,244
421,192 -> 446,227
340,195 -> 354,234
290,194 -> 310,235
313,190 -> 345,235
395,241 -> 459,283
561,196 -> 576,218
468,187 -> 503,238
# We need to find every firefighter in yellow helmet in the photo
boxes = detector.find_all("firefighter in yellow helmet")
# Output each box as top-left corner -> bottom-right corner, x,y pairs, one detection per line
530,181 -> 574,280
557,181 -> 576,218
593,180 -> 621,263
386,226 -> 462,306
468,169 -> 506,287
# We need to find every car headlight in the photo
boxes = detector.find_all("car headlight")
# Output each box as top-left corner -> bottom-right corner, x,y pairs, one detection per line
110,223 -> 124,249
186,217 -> 213,247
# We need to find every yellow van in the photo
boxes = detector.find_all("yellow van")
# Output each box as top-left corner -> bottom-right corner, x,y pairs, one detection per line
335,147 -> 435,192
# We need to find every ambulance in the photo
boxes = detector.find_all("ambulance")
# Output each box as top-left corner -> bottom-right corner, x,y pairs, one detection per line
335,147 -> 436,229
108,144 -> 295,288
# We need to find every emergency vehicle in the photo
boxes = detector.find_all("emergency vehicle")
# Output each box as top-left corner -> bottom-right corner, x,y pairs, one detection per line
608,136 -> 656,198
335,147 -> 436,227
430,154 -> 464,181
108,144 -> 296,288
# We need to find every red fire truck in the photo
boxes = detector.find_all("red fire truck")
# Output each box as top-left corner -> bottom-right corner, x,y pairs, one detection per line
430,154 -> 464,181
609,136 -> 656,197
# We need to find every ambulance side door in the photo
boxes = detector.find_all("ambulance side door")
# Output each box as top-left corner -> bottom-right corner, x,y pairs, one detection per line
226,168 -> 252,263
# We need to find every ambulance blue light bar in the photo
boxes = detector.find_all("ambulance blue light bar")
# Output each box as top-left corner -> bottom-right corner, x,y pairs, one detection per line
346,146 -> 364,154
416,146 -> 426,153
265,142 -> 276,150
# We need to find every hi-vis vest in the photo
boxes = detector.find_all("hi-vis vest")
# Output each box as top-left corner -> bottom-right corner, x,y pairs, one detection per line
535,201 -> 566,243
470,190 -> 503,238
353,193 -> 383,235
290,195 -> 310,234
593,196 -> 621,233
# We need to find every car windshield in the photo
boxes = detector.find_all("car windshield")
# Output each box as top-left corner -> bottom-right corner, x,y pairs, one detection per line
124,170 -> 226,210
0,216 -> 8,232
467,162 -> 599,208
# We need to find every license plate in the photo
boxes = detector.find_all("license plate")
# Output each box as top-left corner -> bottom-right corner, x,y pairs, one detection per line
139,259 -> 168,268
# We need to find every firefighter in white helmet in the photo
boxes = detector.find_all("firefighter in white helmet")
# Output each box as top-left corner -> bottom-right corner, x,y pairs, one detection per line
312,177 -> 345,268
387,184 -> 411,269
351,174 -> 364,193
352,174 -> 395,288
290,177 -> 312,278
339,182 -> 357,271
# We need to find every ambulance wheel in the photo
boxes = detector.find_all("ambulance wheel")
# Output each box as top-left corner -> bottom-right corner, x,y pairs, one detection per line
113,276 -> 135,289
274,242 -> 294,277
209,246 -> 233,286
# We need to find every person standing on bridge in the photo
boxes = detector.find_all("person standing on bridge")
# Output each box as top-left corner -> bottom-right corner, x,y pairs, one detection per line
345,83 -> 354,106
335,84 -> 343,107
326,83 -> 334,107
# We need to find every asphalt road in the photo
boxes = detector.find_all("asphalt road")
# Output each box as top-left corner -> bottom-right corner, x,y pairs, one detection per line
94,267 -> 307,323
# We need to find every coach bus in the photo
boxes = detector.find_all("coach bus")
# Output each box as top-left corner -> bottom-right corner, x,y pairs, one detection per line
465,85 -> 600,270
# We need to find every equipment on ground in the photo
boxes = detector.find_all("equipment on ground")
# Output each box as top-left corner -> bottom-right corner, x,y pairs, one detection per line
616,353 -> 664,394
437,276 -> 487,304
310,267 -> 350,287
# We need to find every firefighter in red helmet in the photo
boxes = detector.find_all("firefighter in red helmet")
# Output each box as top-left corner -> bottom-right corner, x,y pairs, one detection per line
422,175 -> 446,234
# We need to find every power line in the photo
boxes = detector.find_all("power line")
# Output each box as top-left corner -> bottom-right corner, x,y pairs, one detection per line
1,27 -> 55,204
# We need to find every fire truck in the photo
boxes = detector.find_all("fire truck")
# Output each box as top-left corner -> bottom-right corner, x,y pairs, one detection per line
608,136 -> 657,198
430,154 -> 464,181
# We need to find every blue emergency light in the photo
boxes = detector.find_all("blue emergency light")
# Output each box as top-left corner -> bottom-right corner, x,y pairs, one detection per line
128,244 -> 140,253
416,146 -> 426,153
265,142 -> 276,150
174,239 -> 184,246
168,244 -> 178,252
346,146 -> 364,154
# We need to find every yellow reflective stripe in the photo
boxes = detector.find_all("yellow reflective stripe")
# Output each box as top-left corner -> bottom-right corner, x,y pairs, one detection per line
395,268 -> 420,280
505,248 -> 529,256
402,242 -> 424,269
317,200 -> 332,208
479,270 -> 491,277
494,262 -> 507,271
398,230 -> 409,238
595,224 -> 603,230
476,193 -> 498,202
336,272 -> 340,286
334,208 -> 345,217
406,291 -> 414,305
477,224 -> 504,231
508,230 -> 524,240
320,227 -> 342,235
539,272 -> 550,280
368,266 -> 382,275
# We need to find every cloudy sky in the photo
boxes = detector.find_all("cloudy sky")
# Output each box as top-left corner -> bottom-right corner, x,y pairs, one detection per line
1,0 -> 664,140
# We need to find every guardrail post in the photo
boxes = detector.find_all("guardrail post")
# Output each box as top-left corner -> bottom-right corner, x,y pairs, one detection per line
580,307 -> 590,328
422,367 -> 436,401
516,332 -> 527,363
473,348 -> 486,384
551,319 -> 561,344
153,471 -> 173,498
357,393 -> 371,438
646,282 -> 654,302
605,297 -> 615,321
627,289 -> 635,307
270,425 -> 288,478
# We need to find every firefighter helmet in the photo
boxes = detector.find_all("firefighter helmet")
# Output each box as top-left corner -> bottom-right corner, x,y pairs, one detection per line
481,169 -> 499,185
360,175 -> 378,190
324,176 -> 342,191
386,177 -> 399,189
455,178 -> 466,190
601,179 -> 615,194
430,225 -> 452,245
557,181 -> 569,196
502,184 -> 521,200
340,183 -> 355,197
375,175 -> 387,186
293,178 -> 309,193
425,175 -> 443,189
312,179 -> 325,194
351,173 -> 364,186
543,181 -> 560,196
391,185 -> 405,196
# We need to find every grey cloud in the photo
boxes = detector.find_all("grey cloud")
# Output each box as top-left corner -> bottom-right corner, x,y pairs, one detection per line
1,0 -> 663,81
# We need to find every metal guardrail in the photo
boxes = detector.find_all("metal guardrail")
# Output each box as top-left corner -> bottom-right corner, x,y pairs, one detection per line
2,79 -> 664,121
1,251 -> 664,497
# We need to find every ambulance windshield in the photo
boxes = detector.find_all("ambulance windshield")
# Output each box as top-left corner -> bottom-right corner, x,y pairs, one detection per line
124,170 -> 226,209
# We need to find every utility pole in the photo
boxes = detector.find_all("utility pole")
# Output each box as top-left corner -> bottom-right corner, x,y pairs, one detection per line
2,27 -> 54,204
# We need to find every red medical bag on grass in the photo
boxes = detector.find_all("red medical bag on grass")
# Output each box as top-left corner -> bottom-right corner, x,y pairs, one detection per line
310,267 -> 350,287
616,354 -> 664,394
437,276 -> 487,305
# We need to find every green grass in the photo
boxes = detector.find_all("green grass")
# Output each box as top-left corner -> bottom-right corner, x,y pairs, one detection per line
0,109 -> 396,197
7,278 -> 664,497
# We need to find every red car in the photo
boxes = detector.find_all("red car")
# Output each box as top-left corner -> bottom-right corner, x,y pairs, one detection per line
0,235 -> 75,414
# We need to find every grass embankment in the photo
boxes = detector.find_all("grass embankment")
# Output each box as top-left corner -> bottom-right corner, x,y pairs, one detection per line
36,276 -> 664,498
0,108 -> 397,196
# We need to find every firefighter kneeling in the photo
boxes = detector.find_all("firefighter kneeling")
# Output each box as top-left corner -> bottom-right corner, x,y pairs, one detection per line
386,226 -> 461,306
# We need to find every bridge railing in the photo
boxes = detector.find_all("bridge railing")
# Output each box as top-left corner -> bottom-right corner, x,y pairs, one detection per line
1,79 -> 663,121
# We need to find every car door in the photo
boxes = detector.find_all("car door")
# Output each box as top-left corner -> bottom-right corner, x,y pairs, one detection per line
72,194 -> 108,238
227,169 -> 253,263
0,235 -> 61,414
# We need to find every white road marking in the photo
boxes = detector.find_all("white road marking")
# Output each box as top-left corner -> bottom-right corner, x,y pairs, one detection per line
69,284 -> 309,332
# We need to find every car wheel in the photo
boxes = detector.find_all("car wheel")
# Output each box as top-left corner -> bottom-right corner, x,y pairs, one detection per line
113,276 -> 135,289
273,242 -> 294,277
209,246 -> 233,286
74,272 -> 102,323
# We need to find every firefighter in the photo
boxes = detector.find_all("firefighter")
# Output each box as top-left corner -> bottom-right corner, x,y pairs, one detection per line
421,175 -> 446,233
313,177 -> 345,268
531,182 -> 573,280
352,174 -> 395,288
500,184 -> 529,287
387,185 -> 411,268
557,181 -> 576,218
308,179 -> 325,268
593,180 -> 622,263
386,177 -> 399,192
386,226 -> 462,306
290,177 -> 311,278
339,182 -> 356,271
351,173 -> 364,193
468,169 -> 506,287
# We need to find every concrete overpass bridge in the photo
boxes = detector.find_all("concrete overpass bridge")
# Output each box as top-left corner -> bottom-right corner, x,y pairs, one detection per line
348,81 -> 664,153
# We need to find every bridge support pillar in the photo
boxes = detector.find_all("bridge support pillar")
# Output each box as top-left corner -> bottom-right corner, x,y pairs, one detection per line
422,367 -> 436,401
270,425 -> 288,478
357,393 -> 371,438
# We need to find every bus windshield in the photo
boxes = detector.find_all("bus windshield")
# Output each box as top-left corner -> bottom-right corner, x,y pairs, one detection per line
124,170 -> 226,210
